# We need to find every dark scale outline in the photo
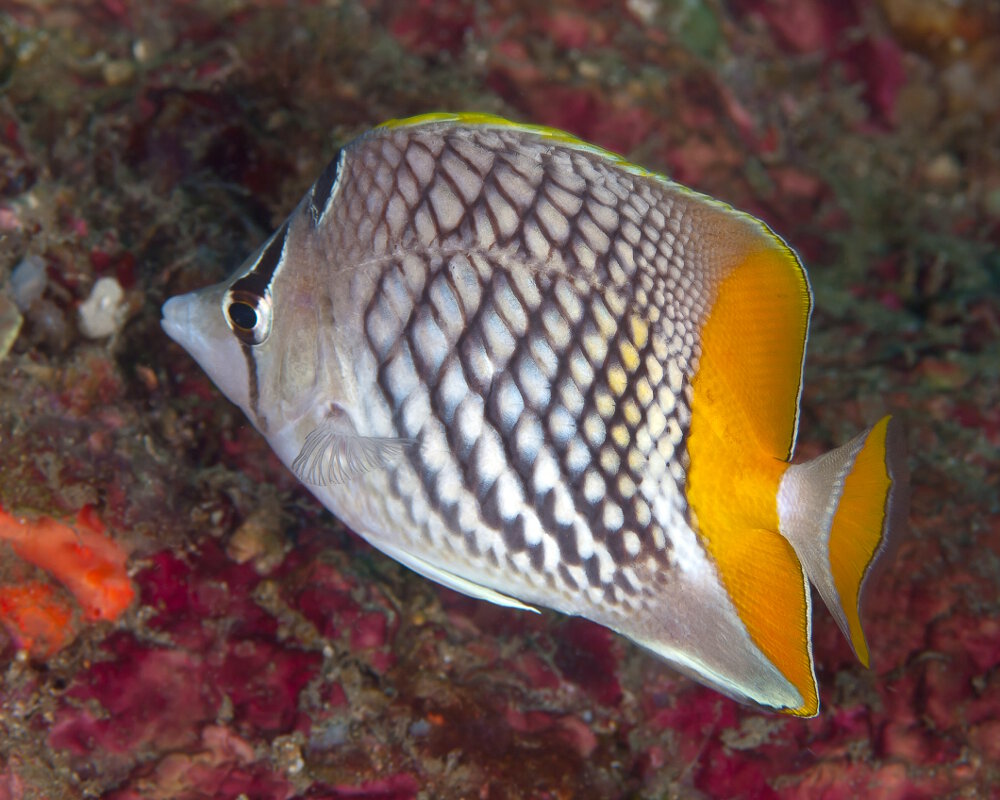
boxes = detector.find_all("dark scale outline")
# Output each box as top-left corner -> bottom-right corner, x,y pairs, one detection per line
389,146 -> 431,252
371,138 -> 406,199
440,134 -> 493,192
508,162 -> 555,263
495,270 -> 584,570
530,164 -> 696,577
577,329 -> 655,575
483,262 -> 632,595
540,177 -> 593,273
466,267 -> 538,541
433,145 -> 485,238
475,166 -> 506,248
352,126 -> 714,604
363,172 -> 395,252
367,256 -> 483,556
408,139 -> 450,245
490,171 -> 530,247
493,184 -> 660,598
398,254 -> 514,564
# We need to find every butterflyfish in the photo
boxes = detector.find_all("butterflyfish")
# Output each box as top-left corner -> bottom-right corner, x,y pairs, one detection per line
162,113 -> 908,716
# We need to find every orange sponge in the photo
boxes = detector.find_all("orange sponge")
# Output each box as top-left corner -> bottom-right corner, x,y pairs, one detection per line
0,581 -> 75,658
0,505 -> 134,632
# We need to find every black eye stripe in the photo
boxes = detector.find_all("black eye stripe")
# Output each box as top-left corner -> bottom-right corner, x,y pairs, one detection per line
231,221 -> 289,299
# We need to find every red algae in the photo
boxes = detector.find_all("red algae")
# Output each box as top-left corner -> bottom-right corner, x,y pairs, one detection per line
102,725 -> 294,800
50,644 -> 215,757
1,0 -> 999,797
553,617 -> 623,706
307,774 -> 420,800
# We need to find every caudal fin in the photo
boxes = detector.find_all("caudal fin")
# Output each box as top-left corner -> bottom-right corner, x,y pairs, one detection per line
777,416 -> 908,666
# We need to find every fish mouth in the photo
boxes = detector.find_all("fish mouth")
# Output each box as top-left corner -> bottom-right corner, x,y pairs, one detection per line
161,286 -> 227,358
161,290 -> 218,376
161,293 -> 194,346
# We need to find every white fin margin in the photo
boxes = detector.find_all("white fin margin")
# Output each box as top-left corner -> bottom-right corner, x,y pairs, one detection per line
376,540 -> 540,613
292,421 -> 415,486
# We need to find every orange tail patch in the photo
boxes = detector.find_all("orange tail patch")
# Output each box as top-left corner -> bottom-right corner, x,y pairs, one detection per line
828,416 -> 908,664
777,417 -> 908,667
687,238 -> 817,715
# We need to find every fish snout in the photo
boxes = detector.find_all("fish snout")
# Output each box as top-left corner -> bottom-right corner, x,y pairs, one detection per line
161,293 -> 196,346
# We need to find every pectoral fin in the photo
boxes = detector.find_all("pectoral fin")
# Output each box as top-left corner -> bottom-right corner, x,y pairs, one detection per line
292,417 -> 415,486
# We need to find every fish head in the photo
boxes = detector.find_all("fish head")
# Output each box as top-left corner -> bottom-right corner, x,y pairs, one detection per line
161,204 -> 351,445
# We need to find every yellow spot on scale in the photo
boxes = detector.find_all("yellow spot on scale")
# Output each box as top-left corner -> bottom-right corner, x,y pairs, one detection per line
594,389 -> 615,419
583,413 -> 605,446
651,525 -> 666,549
634,497 -> 651,526
636,377 -> 654,407
593,300 -> 617,339
608,364 -> 628,397
635,427 -> 653,454
603,289 -> 627,318
617,474 -> 636,499
657,386 -> 676,415
611,423 -> 630,448
622,398 -> 642,427
619,339 -> 640,373
627,449 -> 645,473
652,333 -> 669,362
629,315 -> 649,350
657,436 -> 675,461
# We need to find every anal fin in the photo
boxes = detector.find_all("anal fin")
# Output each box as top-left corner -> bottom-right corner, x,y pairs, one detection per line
376,540 -> 540,614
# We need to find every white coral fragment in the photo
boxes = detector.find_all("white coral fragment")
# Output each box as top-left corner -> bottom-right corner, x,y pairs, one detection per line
78,276 -> 127,339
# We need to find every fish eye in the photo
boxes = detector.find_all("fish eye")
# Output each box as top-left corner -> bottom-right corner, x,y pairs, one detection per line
224,290 -> 272,345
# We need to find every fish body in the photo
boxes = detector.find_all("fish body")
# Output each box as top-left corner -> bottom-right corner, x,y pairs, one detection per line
162,113 -> 907,716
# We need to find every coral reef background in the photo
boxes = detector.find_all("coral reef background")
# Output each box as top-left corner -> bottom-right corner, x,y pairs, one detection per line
1,0 -> 998,797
